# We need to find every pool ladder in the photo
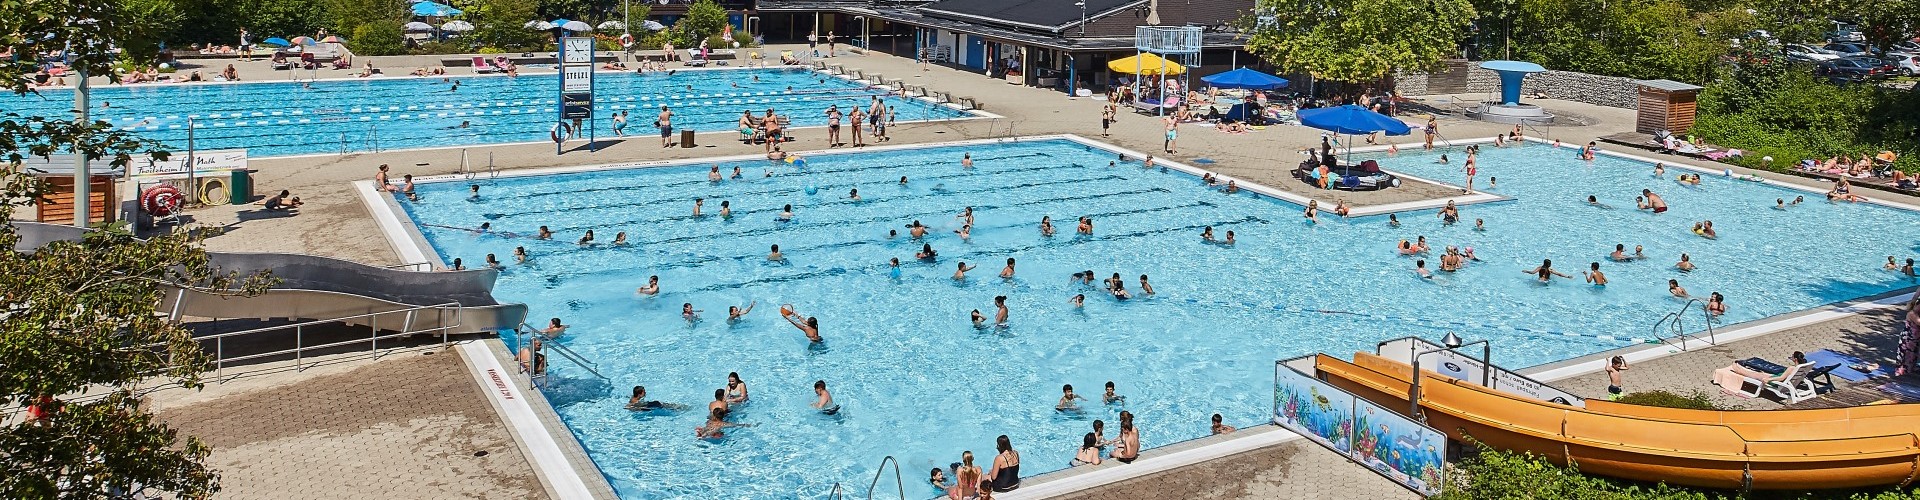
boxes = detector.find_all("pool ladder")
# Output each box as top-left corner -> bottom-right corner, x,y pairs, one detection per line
823,455 -> 904,499
1650,298 -> 1718,351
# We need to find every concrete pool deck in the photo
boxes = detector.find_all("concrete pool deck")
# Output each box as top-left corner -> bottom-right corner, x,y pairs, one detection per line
97,46 -> 1920,499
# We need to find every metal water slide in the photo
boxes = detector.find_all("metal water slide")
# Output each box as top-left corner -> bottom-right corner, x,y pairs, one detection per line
11,222 -> 526,333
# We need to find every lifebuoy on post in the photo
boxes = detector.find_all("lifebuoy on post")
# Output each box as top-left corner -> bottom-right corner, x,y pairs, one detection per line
618,33 -> 635,48
141,184 -> 185,217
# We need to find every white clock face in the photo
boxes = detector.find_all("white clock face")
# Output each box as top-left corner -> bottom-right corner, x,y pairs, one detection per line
564,39 -> 592,63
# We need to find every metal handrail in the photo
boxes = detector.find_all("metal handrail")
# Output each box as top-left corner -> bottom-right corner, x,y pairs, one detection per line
514,323 -> 609,381
162,301 -> 463,376
866,455 -> 904,500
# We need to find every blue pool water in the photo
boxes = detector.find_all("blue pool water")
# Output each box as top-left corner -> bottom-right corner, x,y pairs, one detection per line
395,139 -> 1920,499
5,67 -> 968,157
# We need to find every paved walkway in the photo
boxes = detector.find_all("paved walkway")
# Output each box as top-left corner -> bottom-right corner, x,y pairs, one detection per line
149,348 -> 547,500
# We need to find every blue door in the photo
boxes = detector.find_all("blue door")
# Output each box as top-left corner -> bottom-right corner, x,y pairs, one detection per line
965,35 -> 985,69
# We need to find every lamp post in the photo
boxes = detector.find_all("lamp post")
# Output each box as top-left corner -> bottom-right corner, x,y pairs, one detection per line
1406,332 -> 1491,422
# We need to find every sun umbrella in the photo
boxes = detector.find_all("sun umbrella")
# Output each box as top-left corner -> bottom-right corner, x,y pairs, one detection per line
442,20 -> 474,31
403,21 -> 434,31
410,2 -> 460,17
260,37 -> 291,47
319,35 -> 345,44
1297,104 -> 1412,168
1201,67 -> 1289,90
598,20 -> 626,30
290,36 -> 315,46
1107,53 -> 1185,75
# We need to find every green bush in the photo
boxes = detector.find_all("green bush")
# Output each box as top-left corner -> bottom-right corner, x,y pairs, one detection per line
1612,390 -> 1721,410
350,23 -> 407,56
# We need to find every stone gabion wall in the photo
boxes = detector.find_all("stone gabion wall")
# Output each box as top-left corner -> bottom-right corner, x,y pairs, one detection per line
1395,66 -> 1642,109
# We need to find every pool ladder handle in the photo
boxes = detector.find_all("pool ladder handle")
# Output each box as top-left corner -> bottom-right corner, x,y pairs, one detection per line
1650,298 -> 1716,351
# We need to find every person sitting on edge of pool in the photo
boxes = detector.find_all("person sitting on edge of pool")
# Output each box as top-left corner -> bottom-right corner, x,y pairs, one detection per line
953,261 -> 977,280
1039,216 -> 1056,237
781,304 -> 822,342
728,301 -> 755,324
1525,259 -> 1571,283
916,243 -> 937,261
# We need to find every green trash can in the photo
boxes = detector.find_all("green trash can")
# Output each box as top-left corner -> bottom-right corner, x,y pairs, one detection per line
228,169 -> 251,205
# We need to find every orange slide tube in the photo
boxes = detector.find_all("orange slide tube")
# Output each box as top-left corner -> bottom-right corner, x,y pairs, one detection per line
1313,353 -> 1920,490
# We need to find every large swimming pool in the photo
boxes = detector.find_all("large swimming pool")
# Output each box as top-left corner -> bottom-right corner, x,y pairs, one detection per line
8,67 -> 970,157
394,138 -> 1920,499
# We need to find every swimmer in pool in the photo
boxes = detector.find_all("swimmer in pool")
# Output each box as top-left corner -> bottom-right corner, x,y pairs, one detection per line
1415,259 -> 1433,279
1525,259 -> 1571,282
682,303 -> 703,322
812,380 -> 838,413
993,296 -> 1009,324
953,261 -> 977,280
638,275 -> 660,295
1669,279 -> 1689,298
1057,384 -> 1087,410
626,386 -> 688,412
917,243 -> 938,261
728,301 -> 756,323
780,304 -> 822,342
1000,258 -> 1016,279
1585,262 -> 1608,286
769,244 -> 785,262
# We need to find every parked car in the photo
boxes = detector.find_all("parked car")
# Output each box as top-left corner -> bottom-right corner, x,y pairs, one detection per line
1823,42 -> 1870,57
1844,56 -> 1896,79
1814,58 -> 1882,83
1784,43 -> 1841,62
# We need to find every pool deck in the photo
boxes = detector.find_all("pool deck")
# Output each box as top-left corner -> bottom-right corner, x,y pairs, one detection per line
92,45 -> 1920,499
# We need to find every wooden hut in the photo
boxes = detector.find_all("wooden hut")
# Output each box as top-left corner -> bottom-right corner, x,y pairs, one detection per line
1634,79 -> 1704,135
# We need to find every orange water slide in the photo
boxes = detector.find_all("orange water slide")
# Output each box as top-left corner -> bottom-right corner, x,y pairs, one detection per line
1312,353 -> 1920,490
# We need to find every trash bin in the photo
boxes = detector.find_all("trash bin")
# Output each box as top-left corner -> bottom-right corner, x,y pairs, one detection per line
229,169 -> 252,205
681,129 -> 695,148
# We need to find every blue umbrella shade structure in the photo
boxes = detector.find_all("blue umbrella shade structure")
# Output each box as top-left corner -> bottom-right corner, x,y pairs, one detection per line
259,37 -> 291,47
411,2 -> 461,17
1200,67 -> 1289,90
1297,104 -> 1411,135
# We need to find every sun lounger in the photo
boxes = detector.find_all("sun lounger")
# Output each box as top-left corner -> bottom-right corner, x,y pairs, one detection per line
471,56 -> 499,74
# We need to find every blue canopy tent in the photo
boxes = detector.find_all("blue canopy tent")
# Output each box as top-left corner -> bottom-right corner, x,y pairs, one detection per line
1297,104 -> 1411,171
411,2 -> 461,17
1200,67 -> 1289,90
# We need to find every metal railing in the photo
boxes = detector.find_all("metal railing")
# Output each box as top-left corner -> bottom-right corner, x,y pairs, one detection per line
866,455 -> 904,500
513,323 -> 609,385
1652,298 -> 1717,350
171,301 -> 463,377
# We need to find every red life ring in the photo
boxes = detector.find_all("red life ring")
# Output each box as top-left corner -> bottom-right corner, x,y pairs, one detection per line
141,184 -> 185,217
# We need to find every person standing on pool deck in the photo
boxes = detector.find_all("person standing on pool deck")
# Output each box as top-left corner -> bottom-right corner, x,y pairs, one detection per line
825,105 -> 842,146
1641,189 -> 1668,213
657,106 -> 674,147
781,304 -> 822,342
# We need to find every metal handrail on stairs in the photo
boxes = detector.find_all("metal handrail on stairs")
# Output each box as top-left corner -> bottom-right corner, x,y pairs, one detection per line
866,455 -> 904,500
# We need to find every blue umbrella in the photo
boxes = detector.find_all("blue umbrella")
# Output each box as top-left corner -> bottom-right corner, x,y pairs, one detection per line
260,37 -> 291,48
1200,67 -> 1289,90
411,2 -> 460,17
1296,104 -> 1410,135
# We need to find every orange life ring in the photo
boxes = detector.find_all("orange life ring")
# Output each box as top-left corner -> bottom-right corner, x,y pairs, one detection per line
141,184 -> 185,217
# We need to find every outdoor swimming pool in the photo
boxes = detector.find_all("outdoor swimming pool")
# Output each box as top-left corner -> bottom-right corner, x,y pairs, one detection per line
5,67 -> 970,157
394,138 -> 1920,499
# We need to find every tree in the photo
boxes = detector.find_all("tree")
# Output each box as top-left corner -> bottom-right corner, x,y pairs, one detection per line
1244,0 -> 1477,83
469,0 -> 548,50
0,0 -> 275,497
681,0 -> 728,41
